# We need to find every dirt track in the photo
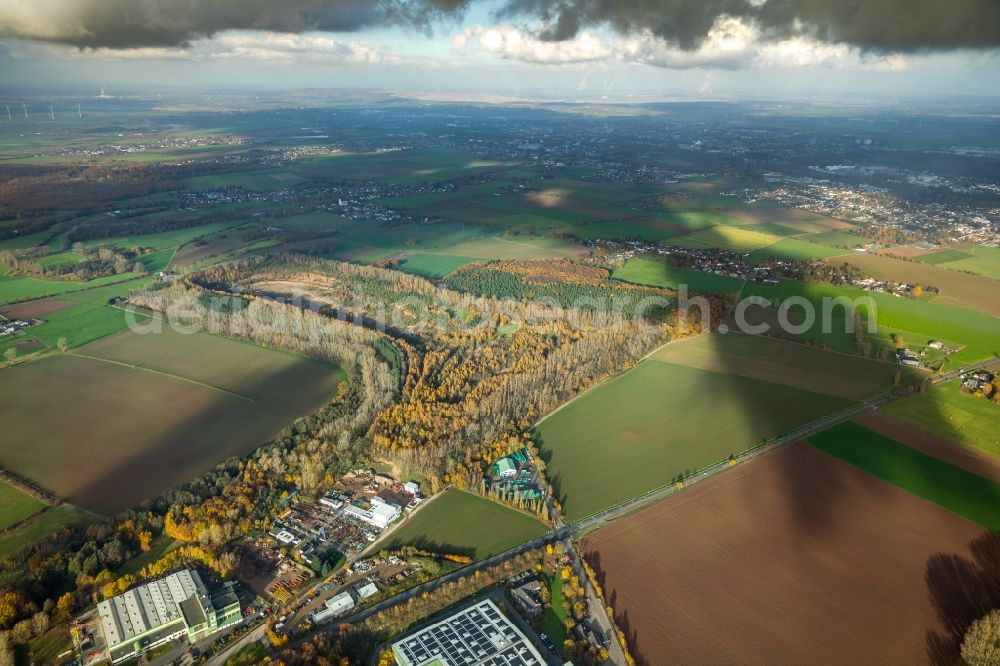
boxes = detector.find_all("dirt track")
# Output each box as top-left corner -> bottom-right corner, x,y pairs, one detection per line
854,410 -> 1000,485
582,443 -> 983,666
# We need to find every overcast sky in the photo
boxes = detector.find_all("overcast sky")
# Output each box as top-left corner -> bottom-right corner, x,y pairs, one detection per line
0,0 -> 998,99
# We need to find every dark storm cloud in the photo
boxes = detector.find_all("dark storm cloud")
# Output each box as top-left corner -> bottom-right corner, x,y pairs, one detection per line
502,0 -> 1000,52
1,0 -> 998,51
0,0 -> 470,49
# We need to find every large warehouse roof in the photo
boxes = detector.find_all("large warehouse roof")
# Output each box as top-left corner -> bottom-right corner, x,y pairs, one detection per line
96,569 -> 204,649
392,599 -> 545,666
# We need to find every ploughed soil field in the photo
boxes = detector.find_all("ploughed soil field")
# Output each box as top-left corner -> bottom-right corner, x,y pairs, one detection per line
582,443 -> 982,665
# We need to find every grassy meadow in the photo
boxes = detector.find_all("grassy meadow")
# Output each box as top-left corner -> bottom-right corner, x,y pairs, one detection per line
374,489 -> 548,561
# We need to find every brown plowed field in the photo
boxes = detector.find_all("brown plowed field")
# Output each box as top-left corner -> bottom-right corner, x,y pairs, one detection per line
0,298 -> 74,319
854,410 -> 1000,484
582,443 -> 982,665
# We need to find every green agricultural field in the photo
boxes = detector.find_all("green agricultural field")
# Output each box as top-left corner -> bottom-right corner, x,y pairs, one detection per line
0,507 -> 95,560
659,210 -> 747,228
919,243 -> 1000,280
882,380 -> 1000,457
0,298 -> 150,356
184,168 -> 304,191
83,220 -> 247,251
0,271 -> 140,305
273,211 -> 351,233
293,148 -> 509,185
337,220 -> 492,251
434,235 -> 587,261
535,359 -> 853,521
374,489 -> 547,561
655,333 -> 926,401
82,327 -> 346,407
916,249 -> 974,265
0,331 -> 344,513
673,226 -> 784,253
808,421 -> 1000,531
488,213 -> 571,230
746,238 -> 849,263
738,223 -> 802,237
557,220 -> 683,242
0,480 -> 47,531
741,279 -> 1000,364
396,253 -> 476,279
800,230 -> 869,248
612,256 -> 744,293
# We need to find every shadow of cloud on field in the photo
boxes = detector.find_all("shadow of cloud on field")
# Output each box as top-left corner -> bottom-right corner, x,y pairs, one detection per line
63,350 -> 340,515
548,256 -> 994,663
925,531 -> 1000,665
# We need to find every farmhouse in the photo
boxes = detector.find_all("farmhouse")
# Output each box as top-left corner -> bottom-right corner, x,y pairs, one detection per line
391,599 -> 546,666
896,349 -> 921,367
92,569 -> 242,664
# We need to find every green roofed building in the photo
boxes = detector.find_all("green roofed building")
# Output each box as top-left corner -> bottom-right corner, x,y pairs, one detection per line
488,448 -> 544,503
93,569 -> 242,664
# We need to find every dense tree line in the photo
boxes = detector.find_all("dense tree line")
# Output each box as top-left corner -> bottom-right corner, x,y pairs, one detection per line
0,244 -> 147,281
443,260 -> 673,319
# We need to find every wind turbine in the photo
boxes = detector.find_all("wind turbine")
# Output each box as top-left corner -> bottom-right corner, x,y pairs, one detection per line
5,105 -> 10,121
22,103 -> 27,119
49,105 -> 54,120
77,103 -> 82,118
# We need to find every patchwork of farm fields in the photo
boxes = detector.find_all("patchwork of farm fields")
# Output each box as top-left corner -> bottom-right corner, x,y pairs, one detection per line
654,333 -> 926,400
581,443 -> 983,666
0,329 -> 344,513
741,279 -> 1000,363
807,421 -> 1000,531
881,379 -> 1000,458
672,226 -> 784,252
848,252 -> 1000,316
373,489 -> 548,561
915,243 -> 1000,280
535,353 -> 853,521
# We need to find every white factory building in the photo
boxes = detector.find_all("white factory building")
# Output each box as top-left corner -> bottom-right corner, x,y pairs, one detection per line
310,591 -> 356,625
343,496 -> 401,530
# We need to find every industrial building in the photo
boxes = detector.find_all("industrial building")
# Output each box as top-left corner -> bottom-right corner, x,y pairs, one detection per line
94,569 -> 242,664
391,599 -> 546,666
310,591 -> 356,625
343,496 -> 401,530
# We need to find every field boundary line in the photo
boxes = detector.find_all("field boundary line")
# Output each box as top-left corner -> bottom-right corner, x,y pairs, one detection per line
533,331 -> 709,429
66,351 -> 257,402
